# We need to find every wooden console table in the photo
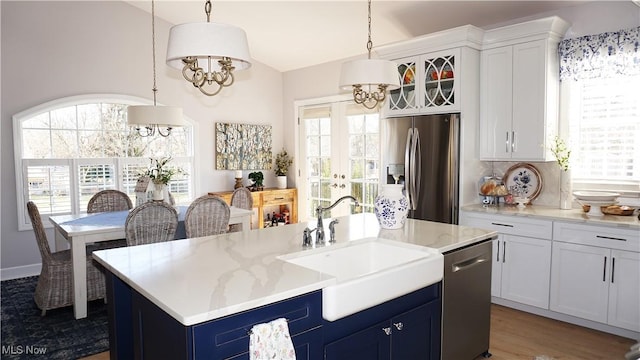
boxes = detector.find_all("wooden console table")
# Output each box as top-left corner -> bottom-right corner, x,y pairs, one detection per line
208,188 -> 298,229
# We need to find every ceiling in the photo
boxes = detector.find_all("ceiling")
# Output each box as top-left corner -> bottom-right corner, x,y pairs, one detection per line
125,1 -> 589,72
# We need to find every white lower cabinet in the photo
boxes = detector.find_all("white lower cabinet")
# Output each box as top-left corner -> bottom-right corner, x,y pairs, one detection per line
550,222 -> 640,332
460,211 -> 552,309
493,234 -> 551,308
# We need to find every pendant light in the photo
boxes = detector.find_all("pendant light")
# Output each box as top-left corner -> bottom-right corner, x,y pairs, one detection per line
339,0 -> 400,110
128,0 -> 185,137
166,0 -> 252,97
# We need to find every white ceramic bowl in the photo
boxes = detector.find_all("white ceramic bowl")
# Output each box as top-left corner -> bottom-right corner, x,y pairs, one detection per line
573,191 -> 620,202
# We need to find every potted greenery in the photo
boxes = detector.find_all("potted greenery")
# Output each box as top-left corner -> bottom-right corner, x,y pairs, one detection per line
248,171 -> 264,191
146,157 -> 179,201
274,148 -> 293,189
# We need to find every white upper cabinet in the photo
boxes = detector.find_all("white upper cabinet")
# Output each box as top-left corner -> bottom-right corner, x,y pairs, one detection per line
387,49 -> 460,116
376,25 -> 483,117
479,17 -> 570,161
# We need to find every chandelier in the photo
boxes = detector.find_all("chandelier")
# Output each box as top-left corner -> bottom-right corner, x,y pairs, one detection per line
128,0 -> 184,137
166,0 -> 252,96
339,0 -> 399,109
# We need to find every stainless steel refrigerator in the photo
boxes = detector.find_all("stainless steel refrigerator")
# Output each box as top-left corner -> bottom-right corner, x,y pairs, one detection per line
382,113 -> 460,224
384,113 -> 492,359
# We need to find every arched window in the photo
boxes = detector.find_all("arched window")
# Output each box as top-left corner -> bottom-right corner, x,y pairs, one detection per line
14,94 -> 194,230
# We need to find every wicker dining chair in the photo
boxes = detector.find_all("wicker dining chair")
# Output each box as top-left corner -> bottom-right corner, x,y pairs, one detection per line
184,195 -> 230,238
229,187 -> 253,232
87,189 -> 133,213
124,201 -> 179,247
27,201 -> 106,316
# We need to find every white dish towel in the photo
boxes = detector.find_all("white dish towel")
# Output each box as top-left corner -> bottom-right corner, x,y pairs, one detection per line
249,318 -> 296,360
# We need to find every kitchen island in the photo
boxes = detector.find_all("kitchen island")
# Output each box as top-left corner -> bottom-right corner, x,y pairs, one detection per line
93,213 -> 497,359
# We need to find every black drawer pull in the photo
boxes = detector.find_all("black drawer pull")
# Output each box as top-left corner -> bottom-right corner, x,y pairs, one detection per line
596,235 -> 627,242
491,222 -> 514,228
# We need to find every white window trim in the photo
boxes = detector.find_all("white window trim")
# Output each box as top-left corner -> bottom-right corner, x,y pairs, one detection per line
13,93 -> 196,231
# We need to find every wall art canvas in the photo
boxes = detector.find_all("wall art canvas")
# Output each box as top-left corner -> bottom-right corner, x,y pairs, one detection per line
215,123 -> 273,170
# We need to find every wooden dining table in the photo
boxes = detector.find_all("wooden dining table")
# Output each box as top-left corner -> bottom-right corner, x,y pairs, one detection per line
48,205 -> 252,319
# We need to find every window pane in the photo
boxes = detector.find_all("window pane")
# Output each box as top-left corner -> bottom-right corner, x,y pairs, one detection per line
27,165 -> 71,214
23,129 -> 52,158
50,107 -> 76,129
78,163 -> 115,210
77,104 -> 102,130
23,113 -> 49,129
51,130 -> 78,158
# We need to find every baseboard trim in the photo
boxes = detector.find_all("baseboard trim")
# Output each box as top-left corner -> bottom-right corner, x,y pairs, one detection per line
492,297 -> 640,340
1,264 -> 41,281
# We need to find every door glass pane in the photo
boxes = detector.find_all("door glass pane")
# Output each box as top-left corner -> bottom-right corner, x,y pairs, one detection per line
303,114 -> 332,219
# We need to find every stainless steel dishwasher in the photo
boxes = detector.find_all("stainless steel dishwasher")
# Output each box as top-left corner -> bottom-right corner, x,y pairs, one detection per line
441,238 -> 494,359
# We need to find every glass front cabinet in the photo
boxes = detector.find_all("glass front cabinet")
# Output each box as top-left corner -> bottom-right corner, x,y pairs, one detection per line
387,48 -> 460,116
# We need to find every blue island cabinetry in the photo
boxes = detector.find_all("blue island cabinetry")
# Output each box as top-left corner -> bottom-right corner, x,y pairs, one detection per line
323,284 -> 441,360
106,272 -> 441,360
106,273 -> 323,360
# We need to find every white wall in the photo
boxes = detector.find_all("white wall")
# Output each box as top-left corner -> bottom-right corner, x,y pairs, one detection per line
0,1 -> 283,278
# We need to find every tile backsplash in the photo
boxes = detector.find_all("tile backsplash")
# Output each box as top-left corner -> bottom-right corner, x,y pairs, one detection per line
476,161 -> 640,208
477,161 -> 563,208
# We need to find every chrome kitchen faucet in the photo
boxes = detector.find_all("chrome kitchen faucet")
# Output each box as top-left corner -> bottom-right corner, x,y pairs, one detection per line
303,195 -> 359,247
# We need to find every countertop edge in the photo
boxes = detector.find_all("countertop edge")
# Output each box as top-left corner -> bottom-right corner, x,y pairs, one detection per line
461,204 -> 640,230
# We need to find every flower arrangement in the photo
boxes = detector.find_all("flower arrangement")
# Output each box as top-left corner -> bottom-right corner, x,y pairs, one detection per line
145,157 -> 181,185
274,148 -> 293,176
550,136 -> 571,171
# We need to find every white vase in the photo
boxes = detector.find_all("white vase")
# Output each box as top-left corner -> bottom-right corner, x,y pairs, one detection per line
559,169 -> 572,210
276,176 -> 287,189
374,184 -> 409,229
153,182 -> 165,201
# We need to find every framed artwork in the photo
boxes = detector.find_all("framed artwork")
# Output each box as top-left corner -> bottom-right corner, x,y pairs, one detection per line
215,123 -> 273,170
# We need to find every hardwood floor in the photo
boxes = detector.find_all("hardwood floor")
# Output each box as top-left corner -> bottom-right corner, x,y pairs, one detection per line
81,305 -> 635,360
482,305 -> 635,360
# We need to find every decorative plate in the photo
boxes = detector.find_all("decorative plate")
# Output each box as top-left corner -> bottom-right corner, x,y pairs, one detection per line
503,163 -> 542,202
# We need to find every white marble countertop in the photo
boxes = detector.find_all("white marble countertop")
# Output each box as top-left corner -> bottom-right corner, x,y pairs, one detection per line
462,204 -> 640,229
93,213 -> 496,326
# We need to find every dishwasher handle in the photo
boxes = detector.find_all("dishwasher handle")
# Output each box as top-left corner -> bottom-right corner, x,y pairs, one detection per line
452,255 -> 489,273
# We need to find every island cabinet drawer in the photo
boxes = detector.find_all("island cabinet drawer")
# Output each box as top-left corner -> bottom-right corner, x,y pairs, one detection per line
460,212 -> 552,239
262,190 -> 295,205
553,222 -> 640,252
192,290 -> 322,359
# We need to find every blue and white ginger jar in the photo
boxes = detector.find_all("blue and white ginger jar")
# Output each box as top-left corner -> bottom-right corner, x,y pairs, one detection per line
374,184 -> 409,229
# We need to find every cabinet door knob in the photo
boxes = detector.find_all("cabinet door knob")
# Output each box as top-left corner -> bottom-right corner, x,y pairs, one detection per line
339,184 -> 346,189
393,322 -> 404,331
331,183 -> 338,188
382,327 -> 392,336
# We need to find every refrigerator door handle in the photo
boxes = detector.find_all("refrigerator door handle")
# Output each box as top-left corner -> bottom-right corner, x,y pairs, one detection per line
412,128 -> 421,211
405,128 -> 414,209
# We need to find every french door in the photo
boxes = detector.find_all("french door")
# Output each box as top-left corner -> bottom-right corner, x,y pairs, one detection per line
297,100 -> 380,221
